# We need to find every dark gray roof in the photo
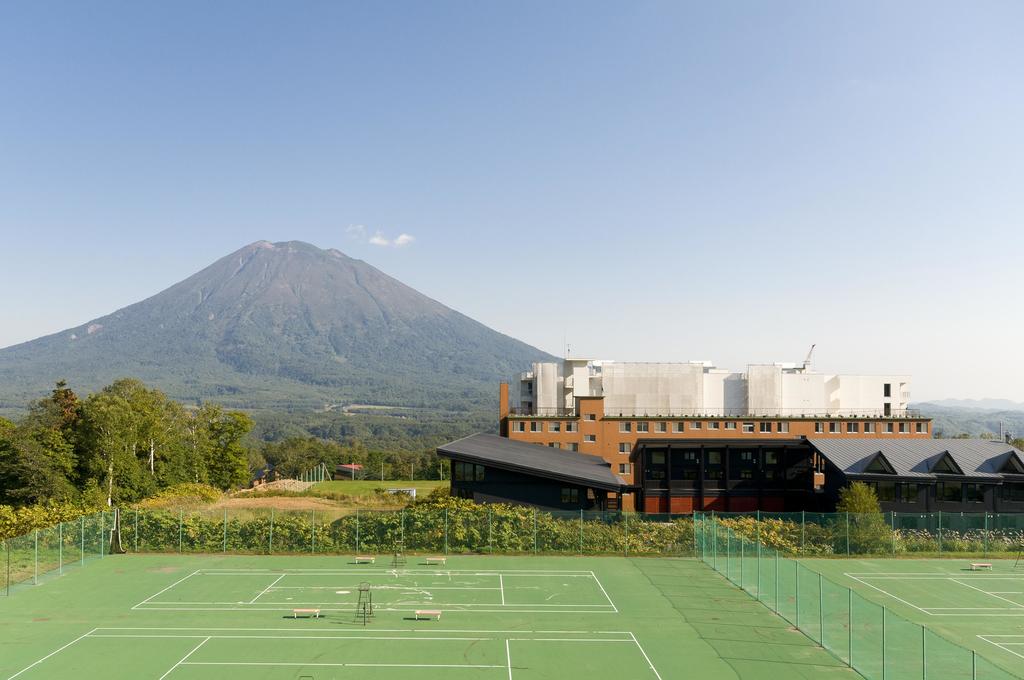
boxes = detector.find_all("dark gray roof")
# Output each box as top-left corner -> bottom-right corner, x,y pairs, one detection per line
437,433 -> 628,492
808,438 -> 1024,480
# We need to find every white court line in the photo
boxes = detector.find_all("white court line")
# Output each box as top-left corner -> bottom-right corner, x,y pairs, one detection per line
196,568 -> 596,574
590,571 -> 618,613
132,570 -> 199,610
950,579 -> 1024,610
182,662 -> 505,668
978,635 -> 1024,660
248,574 -> 286,604
95,627 -> 636,634
5,628 -> 97,680
144,601 -> 613,608
157,636 -> 209,680
500,574 -> 506,606
844,574 -> 933,615
506,639 -> 513,680
134,606 -> 619,614
629,632 -> 664,680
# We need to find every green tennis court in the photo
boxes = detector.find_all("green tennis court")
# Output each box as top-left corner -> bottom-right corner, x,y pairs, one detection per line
801,558 -> 1024,674
0,553 -> 858,680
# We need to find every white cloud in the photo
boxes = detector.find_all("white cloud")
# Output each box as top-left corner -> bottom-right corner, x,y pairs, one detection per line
346,224 -> 416,248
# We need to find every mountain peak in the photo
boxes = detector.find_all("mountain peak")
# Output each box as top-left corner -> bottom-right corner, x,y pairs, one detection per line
0,242 -> 552,412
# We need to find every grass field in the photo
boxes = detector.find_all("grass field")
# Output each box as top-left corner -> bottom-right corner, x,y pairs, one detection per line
801,558 -> 1024,676
0,553 -> 857,679
310,480 -> 447,497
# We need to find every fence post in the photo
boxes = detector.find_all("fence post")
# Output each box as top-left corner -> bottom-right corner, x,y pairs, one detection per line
801,510 -> 805,553
578,509 -> 583,556
33,530 -> 38,585
881,607 -> 887,680
774,551 -> 779,612
795,563 -> 800,628
443,508 -> 448,555
80,515 -> 84,566
100,511 -> 105,558
269,508 -> 275,555
356,509 -> 360,553
726,530 -> 731,581
532,508 -> 537,554
401,509 -> 406,553
59,522 -> 63,576
740,537 -> 744,590
922,626 -> 927,680
223,509 -> 227,554
983,513 -> 989,557
891,512 -> 896,556
818,573 -> 824,647
311,510 -> 316,554
972,650 -> 977,680
487,508 -> 492,554
848,589 -> 853,668
178,509 -> 183,554
937,510 -> 942,553
135,509 -> 139,553
624,513 -> 629,558
5,539 -> 9,596
845,512 -> 850,556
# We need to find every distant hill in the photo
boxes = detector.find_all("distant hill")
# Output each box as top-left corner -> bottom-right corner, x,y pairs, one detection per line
914,402 -> 1024,440
923,398 -> 1024,412
0,241 -> 553,414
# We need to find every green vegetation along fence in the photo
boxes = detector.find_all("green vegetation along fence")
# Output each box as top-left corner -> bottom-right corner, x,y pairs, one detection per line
696,513 -> 1022,680
126,506 -> 696,557
711,511 -> 1024,557
2,511 -> 109,596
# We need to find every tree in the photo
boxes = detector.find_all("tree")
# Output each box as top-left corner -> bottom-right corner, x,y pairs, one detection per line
836,481 -> 882,514
836,481 -> 888,555
200,406 -> 253,490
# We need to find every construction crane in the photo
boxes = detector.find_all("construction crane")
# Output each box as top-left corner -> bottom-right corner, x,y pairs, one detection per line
801,344 -> 816,372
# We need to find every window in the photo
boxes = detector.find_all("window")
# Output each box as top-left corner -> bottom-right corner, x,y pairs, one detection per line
829,422 -> 839,433
645,450 -> 667,480
815,422 -> 824,434
704,450 -> 725,479
636,421 -> 649,433
729,449 -> 758,480
847,422 -> 860,434
708,421 -> 720,430
915,422 -> 927,434
872,481 -> 896,502
725,422 -> 737,430
548,442 -> 557,447
656,421 -> 667,433
864,422 -> 874,434
899,483 -> 919,504
864,455 -> 895,474
763,450 -> 783,482
884,383 -> 892,398
561,488 -> 579,504
1001,483 -> 1024,502
618,463 -> 631,474
673,422 -> 684,433
567,443 -> 578,452
565,422 -> 578,432
530,421 -> 540,432
938,482 -> 962,503
964,484 -> 985,503
619,422 -> 632,433
549,422 -> 561,432
514,421 -> 525,432
884,403 -> 892,417
584,434 -> 596,443
759,422 -> 772,433
691,421 -> 702,430
584,414 -> 596,421
898,422 -> 908,434
619,442 -> 631,454
777,422 -> 789,433
453,462 -> 485,481
885,423 -> 894,434
670,450 -> 700,480
931,454 -> 962,475
742,422 -> 755,434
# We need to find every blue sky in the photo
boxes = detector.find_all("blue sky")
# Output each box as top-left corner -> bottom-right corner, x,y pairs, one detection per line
2,2 -> 1022,401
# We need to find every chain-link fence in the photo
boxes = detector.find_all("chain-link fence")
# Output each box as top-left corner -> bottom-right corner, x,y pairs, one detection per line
709,511 -> 1024,557
2,511 -> 109,596
696,513 -> 1023,680
124,507 -> 697,557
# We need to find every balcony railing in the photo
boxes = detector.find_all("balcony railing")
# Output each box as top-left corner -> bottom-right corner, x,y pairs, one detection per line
507,406 -> 924,419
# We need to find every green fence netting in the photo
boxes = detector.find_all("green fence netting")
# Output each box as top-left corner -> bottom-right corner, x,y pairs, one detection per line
695,513 -> 1023,680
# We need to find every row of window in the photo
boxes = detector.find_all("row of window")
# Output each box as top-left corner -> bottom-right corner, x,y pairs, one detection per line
514,420 -> 928,434
645,449 -> 786,482
854,481 -> 1024,504
451,462 -> 486,482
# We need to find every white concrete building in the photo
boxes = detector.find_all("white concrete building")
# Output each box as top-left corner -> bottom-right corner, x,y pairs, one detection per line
512,359 -> 911,418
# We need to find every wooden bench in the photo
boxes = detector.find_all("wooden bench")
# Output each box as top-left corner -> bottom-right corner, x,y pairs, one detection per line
424,556 -> 447,566
970,562 -> 993,571
354,556 -> 375,564
414,609 -> 442,621
292,608 -> 321,618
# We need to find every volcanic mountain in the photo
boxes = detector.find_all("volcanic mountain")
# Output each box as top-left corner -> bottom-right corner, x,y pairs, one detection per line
0,241 -> 552,412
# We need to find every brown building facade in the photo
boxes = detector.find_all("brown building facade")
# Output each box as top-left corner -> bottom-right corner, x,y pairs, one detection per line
499,383 -> 933,511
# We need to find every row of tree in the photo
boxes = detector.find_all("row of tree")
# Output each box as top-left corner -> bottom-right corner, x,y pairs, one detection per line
0,379 -> 253,507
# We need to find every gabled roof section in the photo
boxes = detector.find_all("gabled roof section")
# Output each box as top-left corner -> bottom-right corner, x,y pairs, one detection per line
863,452 -> 896,474
807,438 -> 1024,480
437,433 -> 628,492
929,451 -> 964,475
997,451 -> 1024,475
